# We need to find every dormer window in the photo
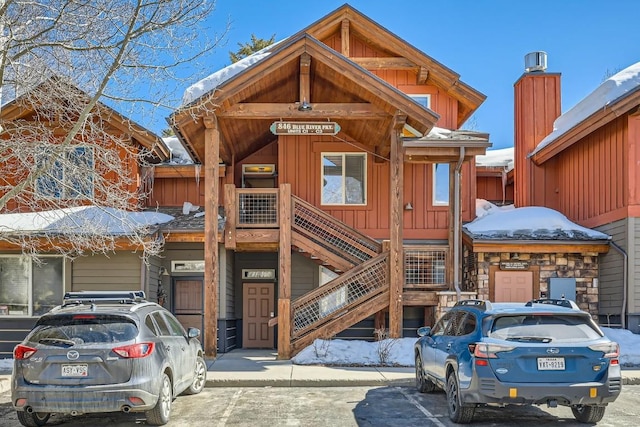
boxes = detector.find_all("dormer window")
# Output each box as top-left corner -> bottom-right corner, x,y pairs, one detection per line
35,146 -> 94,199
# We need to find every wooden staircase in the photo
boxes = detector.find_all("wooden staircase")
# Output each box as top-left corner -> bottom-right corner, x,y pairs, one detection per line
288,196 -> 390,354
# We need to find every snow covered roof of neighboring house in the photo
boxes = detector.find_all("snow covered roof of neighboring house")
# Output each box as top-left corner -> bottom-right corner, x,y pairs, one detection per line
162,136 -> 194,164
0,206 -> 173,235
464,199 -> 610,241
476,147 -> 514,171
531,62 -> 640,156
422,127 -> 489,141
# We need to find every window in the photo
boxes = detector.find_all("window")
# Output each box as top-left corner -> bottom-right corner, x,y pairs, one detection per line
409,94 -> 431,109
321,153 -> 366,205
36,146 -> 94,199
0,256 -> 64,317
433,163 -> 449,206
318,266 -> 346,317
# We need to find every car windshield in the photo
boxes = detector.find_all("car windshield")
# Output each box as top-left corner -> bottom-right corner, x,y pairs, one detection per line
488,314 -> 603,343
29,314 -> 138,345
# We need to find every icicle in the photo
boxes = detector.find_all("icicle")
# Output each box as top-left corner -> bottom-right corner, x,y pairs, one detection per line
194,164 -> 201,193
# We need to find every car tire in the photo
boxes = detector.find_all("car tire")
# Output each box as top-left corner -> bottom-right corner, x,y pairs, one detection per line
446,372 -> 474,424
146,373 -> 172,426
182,356 -> 207,395
16,411 -> 50,427
571,404 -> 606,423
415,354 -> 435,393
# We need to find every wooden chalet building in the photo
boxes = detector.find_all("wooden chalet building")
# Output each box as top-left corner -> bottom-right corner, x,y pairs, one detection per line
153,4 -> 492,358
507,54 -> 640,332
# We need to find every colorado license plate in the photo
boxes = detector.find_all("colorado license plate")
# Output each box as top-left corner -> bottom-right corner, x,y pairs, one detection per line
62,364 -> 88,377
537,357 -> 565,370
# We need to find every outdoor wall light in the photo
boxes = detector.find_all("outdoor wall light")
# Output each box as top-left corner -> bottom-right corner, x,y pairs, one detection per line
298,98 -> 313,111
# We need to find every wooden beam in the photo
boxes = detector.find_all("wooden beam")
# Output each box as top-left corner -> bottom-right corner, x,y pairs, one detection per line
351,57 -> 417,70
341,19 -> 350,57
278,183 -> 292,359
299,53 -> 311,104
217,103 -> 389,119
203,116 -> 219,357
224,184 -> 236,250
417,66 -> 429,85
388,113 -> 406,338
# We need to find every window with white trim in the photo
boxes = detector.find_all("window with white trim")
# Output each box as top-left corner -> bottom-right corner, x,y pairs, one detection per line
433,163 -> 450,206
409,94 -> 431,109
36,146 -> 95,199
321,153 -> 366,205
0,256 -> 64,317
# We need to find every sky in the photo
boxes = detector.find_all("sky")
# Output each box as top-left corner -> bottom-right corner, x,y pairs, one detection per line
152,0 -> 640,150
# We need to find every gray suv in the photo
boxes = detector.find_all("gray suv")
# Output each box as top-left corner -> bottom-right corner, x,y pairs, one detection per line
11,291 -> 206,426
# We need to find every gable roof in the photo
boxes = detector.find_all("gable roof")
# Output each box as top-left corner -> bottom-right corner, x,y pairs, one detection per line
530,62 -> 640,164
291,4 -> 485,127
172,33 -> 440,164
1,78 -> 170,162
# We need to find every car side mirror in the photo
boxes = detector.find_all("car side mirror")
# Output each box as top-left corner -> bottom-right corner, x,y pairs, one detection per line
187,327 -> 201,339
417,326 -> 432,337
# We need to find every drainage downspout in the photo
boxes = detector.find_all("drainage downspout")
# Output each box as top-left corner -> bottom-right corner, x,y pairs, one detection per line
609,241 -> 628,329
453,147 -> 465,299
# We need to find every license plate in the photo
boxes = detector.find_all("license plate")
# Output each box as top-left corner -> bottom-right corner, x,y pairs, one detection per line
62,364 -> 88,377
537,357 -> 565,370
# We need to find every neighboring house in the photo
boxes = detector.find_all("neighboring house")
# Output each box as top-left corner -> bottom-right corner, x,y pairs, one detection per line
0,79 -> 171,357
475,147 -> 514,206
162,3 -> 494,358
509,53 -> 640,332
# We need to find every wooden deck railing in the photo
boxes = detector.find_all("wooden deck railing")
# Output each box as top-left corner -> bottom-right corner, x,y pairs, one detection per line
404,246 -> 449,289
291,252 -> 390,339
235,188 -> 279,228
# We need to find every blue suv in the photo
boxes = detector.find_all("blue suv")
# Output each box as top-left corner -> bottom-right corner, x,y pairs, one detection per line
414,299 -> 621,424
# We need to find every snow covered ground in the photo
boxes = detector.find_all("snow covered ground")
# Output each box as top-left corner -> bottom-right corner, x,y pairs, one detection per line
1,327 -> 637,371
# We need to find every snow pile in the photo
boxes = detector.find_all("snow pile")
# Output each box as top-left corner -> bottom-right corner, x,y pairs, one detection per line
533,62 -> 640,155
0,206 -> 173,235
163,136 -> 193,164
466,200 -> 610,240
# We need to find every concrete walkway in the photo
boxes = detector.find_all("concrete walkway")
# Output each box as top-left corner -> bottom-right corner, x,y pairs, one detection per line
2,349 -> 640,394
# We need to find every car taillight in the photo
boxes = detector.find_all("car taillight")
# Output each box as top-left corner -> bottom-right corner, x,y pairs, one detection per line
472,343 -> 515,359
588,342 -> 620,359
113,342 -> 155,358
14,344 -> 37,360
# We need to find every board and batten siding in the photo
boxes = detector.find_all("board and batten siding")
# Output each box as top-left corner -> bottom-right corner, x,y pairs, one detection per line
71,252 -> 142,291
595,219 -> 628,322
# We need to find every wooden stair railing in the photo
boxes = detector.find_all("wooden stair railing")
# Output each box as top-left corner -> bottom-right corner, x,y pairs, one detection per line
292,195 -> 381,267
289,252 -> 390,354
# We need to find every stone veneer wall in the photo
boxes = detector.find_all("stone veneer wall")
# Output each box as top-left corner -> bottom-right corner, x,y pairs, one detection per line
435,291 -> 477,320
473,252 -> 600,316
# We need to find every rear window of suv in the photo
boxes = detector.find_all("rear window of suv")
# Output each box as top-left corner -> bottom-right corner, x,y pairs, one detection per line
29,314 -> 138,345
488,314 -> 603,343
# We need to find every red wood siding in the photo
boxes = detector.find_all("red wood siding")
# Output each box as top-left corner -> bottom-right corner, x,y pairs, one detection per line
148,177 -> 205,207
476,176 -> 514,205
553,115 -> 628,225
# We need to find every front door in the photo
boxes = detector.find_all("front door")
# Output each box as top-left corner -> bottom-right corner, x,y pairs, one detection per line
173,279 -> 204,333
243,283 -> 275,348
494,271 -> 533,302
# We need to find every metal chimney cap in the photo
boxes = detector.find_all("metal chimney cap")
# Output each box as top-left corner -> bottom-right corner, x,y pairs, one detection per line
525,51 -> 548,72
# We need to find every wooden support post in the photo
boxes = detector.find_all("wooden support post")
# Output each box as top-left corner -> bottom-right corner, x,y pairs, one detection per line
277,183 -> 292,359
341,19 -> 350,57
299,53 -> 311,105
224,184 -> 236,250
203,116 -> 219,357
389,113 -> 406,338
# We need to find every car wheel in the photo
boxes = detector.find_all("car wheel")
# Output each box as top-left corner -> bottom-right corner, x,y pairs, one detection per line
446,372 -> 474,424
571,404 -> 606,423
182,356 -> 207,395
415,354 -> 435,393
16,411 -> 50,427
146,373 -> 172,426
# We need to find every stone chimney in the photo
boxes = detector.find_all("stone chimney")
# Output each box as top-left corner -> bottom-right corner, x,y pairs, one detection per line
513,51 -> 561,207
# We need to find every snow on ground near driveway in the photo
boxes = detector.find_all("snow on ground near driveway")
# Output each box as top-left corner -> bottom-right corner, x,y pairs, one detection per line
1,328 -> 638,369
292,327 -> 640,367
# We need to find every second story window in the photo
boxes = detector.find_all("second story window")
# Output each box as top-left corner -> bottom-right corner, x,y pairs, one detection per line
36,146 -> 94,200
409,94 -> 431,109
321,153 -> 366,205
433,163 -> 449,206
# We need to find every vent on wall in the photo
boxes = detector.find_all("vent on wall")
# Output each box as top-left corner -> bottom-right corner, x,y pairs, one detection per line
524,51 -> 547,72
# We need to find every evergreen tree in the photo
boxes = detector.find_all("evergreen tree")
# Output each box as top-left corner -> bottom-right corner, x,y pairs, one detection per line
229,34 -> 276,63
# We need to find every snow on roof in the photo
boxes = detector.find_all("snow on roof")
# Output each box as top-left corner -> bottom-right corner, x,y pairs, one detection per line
163,136 -> 193,164
466,199 -> 610,241
181,41 -> 282,106
476,147 -> 514,171
423,127 -> 488,141
0,206 -> 174,235
531,62 -> 640,156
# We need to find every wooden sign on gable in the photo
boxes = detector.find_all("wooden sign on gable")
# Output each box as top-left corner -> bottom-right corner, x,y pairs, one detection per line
270,121 -> 341,136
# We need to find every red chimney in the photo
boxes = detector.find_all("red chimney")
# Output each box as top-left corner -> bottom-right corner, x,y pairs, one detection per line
513,52 -> 561,207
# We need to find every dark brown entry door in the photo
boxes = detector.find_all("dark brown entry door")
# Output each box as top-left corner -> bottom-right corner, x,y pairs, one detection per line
173,279 -> 204,333
243,283 -> 275,348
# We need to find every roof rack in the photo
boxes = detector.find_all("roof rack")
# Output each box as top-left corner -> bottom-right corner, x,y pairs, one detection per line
454,299 -> 493,311
525,298 -> 579,309
62,291 -> 147,306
